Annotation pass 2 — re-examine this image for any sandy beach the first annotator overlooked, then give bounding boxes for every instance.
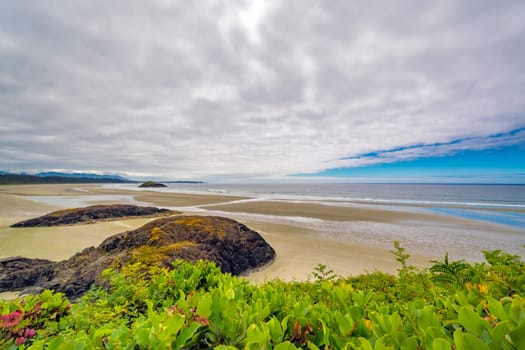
[1,184,523,286]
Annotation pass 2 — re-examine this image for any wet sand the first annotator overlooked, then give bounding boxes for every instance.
[202,199,523,234]
[1,184,523,288]
[241,221,432,282]
[204,200,460,223]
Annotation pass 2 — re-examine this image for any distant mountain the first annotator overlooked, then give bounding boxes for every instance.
[0,171,205,185]
[0,173,130,185]
[36,172,131,182]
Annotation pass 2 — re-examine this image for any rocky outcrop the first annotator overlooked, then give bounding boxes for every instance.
[0,216,275,299]
[10,205,174,227]
[0,257,54,291]
[139,181,167,188]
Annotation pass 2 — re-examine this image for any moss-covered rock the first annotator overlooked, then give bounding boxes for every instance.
[0,216,275,299]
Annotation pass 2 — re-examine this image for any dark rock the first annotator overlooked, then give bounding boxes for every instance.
[0,216,275,299]
[0,257,55,290]
[138,181,167,188]
[11,204,175,227]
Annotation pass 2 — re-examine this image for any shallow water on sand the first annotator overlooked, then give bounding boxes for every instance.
[193,207,524,262]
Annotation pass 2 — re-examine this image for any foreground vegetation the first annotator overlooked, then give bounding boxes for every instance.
[1,244,524,349]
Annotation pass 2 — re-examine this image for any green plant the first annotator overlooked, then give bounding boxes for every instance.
[310,264,339,283]
[430,253,472,287]
[390,240,413,276]
[1,252,524,349]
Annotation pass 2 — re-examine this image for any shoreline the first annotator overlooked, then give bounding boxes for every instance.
[1,184,524,287]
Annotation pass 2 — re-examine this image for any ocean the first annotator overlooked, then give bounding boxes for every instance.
[158,183,525,208]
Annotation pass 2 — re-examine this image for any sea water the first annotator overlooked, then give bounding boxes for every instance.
[127,183,525,208]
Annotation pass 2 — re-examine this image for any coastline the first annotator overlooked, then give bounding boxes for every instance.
[1,184,524,286]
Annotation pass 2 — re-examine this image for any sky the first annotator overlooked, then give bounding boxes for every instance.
[1,1,524,183]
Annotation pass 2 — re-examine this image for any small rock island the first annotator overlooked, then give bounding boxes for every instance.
[10,204,175,227]
[139,181,167,188]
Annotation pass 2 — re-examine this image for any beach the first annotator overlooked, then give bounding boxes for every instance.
[1,184,524,285]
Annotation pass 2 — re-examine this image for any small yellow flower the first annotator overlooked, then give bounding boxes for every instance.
[478,284,488,295]
[364,319,373,329]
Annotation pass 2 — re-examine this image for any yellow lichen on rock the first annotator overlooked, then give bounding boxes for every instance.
[173,216,225,237]
[148,227,164,244]
[130,241,197,265]
[49,208,79,218]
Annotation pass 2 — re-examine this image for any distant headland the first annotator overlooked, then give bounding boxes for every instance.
[0,171,205,185]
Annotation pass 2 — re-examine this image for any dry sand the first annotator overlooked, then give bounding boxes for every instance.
[1,184,522,289]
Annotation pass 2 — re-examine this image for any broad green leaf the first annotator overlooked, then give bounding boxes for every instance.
[373,337,395,350]
[197,294,213,319]
[400,336,418,350]
[418,306,440,329]
[454,330,490,350]
[274,341,299,350]
[166,313,186,334]
[510,323,525,350]
[174,322,201,349]
[307,341,321,350]
[454,329,464,350]
[268,317,284,343]
[93,328,112,348]
[487,297,507,321]
[335,312,353,335]
[225,288,235,300]
[489,321,512,349]
[358,337,374,350]
[432,338,452,350]
[461,333,491,350]
[458,307,490,337]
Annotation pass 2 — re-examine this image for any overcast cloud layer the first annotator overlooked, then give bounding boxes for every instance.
[1,0,524,181]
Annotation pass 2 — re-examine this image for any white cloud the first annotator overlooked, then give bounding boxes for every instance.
[0,0,524,180]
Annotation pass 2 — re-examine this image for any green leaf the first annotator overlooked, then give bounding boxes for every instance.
[454,330,490,350]
[432,338,452,350]
[93,328,112,347]
[373,337,395,350]
[487,297,507,321]
[267,317,284,343]
[274,341,299,350]
[335,312,354,335]
[197,294,213,319]
[461,333,491,350]
[174,322,201,349]
[307,341,321,350]
[358,337,374,350]
[225,288,235,300]
[510,323,525,350]
[458,307,490,337]
[46,336,67,350]
[489,321,512,349]
[134,327,150,347]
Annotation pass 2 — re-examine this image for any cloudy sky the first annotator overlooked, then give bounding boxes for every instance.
[1,1,524,182]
